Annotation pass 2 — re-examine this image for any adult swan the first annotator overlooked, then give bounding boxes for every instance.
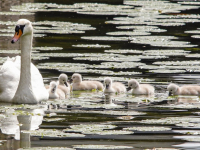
[0,19,49,103]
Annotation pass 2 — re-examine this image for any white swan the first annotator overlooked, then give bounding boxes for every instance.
[127,79,154,95]
[0,19,49,103]
[103,77,126,93]
[167,83,200,96]
[48,81,65,99]
[57,73,71,95]
[71,73,103,91]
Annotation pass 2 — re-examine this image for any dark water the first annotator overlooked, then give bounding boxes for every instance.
[0,0,200,150]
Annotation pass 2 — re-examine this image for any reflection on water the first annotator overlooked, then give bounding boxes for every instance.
[0,107,45,149]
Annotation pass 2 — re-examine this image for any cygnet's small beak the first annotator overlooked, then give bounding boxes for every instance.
[69,79,73,83]
[168,91,172,96]
[106,84,109,89]
[126,87,131,91]
[64,81,68,87]
[51,86,56,93]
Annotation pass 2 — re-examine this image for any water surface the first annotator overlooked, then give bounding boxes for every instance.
[0,0,200,149]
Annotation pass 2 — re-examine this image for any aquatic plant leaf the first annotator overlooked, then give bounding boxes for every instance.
[88,62,145,69]
[137,117,200,125]
[104,49,143,54]
[65,124,132,135]
[0,12,33,15]
[106,31,151,36]
[123,126,171,131]
[22,129,85,137]
[191,35,200,39]
[143,49,190,56]
[43,118,65,122]
[18,147,74,150]
[72,44,110,48]
[81,36,128,41]
[73,145,133,149]
[32,47,63,51]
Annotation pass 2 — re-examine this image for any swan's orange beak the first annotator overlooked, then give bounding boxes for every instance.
[11,29,23,44]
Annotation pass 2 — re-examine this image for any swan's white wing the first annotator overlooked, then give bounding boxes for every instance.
[31,63,49,101]
[0,56,48,102]
[0,57,20,102]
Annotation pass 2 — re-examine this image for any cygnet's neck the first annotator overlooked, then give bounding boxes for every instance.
[13,32,37,103]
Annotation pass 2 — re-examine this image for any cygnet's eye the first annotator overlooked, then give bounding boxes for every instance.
[130,84,132,86]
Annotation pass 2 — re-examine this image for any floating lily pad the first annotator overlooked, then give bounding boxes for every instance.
[65,124,132,135]
[37,62,115,75]
[181,136,200,142]
[0,20,95,37]
[22,129,85,137]
[149,69,186,73]
[104,49,143,54]
[153,60,200,66]
[73,55,141,62]
[0,12,33,15]
[130,36,197,48]
[64,124,116,134]
[81,36,128,41]
[191,35,200,39]
[43,118,65,122]
[73,145,133,149]
[18,147,74,150]
[116,25,159,30]
[72,44,110,48]
[88,62,145,69]
[154,104,200,109]
[185,30,200,34]
[137,117,200,126]
[32,47,63,51]
[106,31,151,36]
[113,71,141,76]
[143,49,190,56]
[91,110,145,116]
[123,126,171,131]
[178,2,200,5]
[145,148,179,150]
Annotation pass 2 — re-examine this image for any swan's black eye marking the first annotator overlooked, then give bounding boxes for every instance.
[15,25,25,34]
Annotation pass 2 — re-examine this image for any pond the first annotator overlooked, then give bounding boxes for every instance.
[0,0,200,149]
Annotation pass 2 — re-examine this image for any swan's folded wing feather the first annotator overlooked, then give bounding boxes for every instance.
[0,57,20,102]
[31,63,49,101]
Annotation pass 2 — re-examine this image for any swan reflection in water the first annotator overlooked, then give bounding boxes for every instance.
[0,106,46,149]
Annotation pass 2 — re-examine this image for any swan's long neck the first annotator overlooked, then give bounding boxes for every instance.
[20,33,32,88]
[13,31,37,103]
